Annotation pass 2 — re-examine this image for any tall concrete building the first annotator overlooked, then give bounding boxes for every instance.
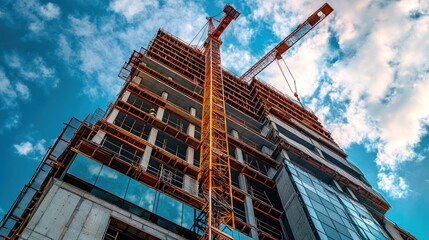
[0,7,415,240]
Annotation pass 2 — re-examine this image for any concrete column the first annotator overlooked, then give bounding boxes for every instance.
[183,107,198,196]
[106,90,131,124]
[132,76,142,84]
[140,92,168,170]
[121,91,131,102]
[262,146,275,180]
[92,130,106,144]
[231,130,259,239]
[107,109,119,124]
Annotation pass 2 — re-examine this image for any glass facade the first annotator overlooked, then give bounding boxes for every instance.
[67,153,200,232]
[285,161,388,240]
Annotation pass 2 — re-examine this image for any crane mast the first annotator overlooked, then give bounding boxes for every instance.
[240,3,333,83]
[199,5,240,239]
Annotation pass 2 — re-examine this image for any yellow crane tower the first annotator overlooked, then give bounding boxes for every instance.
[198,3,332,239]
[198,4,240,240]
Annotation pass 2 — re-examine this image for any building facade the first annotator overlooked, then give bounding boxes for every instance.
[0,29,414,240]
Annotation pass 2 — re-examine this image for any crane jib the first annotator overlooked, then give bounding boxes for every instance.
[240,2,334,83]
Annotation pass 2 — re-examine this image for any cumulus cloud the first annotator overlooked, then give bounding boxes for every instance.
[0,70,31,107]
[5,54,58,87]
[222,44,256,74]
[68,16,96,37]
[13,139,47,158]
[109,0,159,21]
[38,2,60,20]
[247,0,429,198]
[377,172,409,198]
[59,0,207,99]
[13,0,61,33]
[57,34,72,61]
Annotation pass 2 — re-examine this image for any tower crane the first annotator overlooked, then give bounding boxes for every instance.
[240,3,333,83]
[198,4,239,240]
[197,3,332,239]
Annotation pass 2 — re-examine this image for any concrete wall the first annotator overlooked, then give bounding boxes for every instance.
[382,219,406,240]
[274,167,317,240]
[21,180,186,240]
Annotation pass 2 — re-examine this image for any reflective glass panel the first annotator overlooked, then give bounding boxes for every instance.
[67,154,102,184]
[95,166,129,198]
[182,203,196,229]
[125,178,157,212]
[286,161,388,240]
[156,193,183,225]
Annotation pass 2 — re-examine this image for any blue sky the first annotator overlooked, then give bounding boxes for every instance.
[0,0,428,238]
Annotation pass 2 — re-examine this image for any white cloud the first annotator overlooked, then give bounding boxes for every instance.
[15,82,30,100]
[68,16,96,37]
[377,172,409,199]
[229,16,255,47]
[13,0,61,33]
[109,0,158,21]
[4,114,20,130]
[39,2,60,20]
[13,139,47,157]
[246,0,429,198]
[61,0,207,99]
[222,44,256,74]
[57,34,72,61]
[5,54,58,87]
[0,112,21,134]
[14,141,34,156]
[0,70,30,107]
[0,71,18,107]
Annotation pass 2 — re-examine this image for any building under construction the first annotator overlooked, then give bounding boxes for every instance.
[0,3,415,240]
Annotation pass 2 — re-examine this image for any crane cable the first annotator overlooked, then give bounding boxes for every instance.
[275,59,294,94]
[189,20,209,48]
[190,10,224,50]
[277,56,304,108]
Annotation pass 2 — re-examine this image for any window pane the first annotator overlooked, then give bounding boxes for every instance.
[322,222,341,240]
[182,204,196,229]
[125,179,157,212]
[67,154,102,185]
[95,166,129,198]
[156,193,183,225]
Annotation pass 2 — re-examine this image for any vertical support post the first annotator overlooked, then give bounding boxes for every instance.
[140,91,168,170]
[183,107,198,195]
[232,130,259,239]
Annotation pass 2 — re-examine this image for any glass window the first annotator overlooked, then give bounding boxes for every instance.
[319,232,329,240]
[296,184,306,194]
[348,229,361,240]
[125,178,157,212]
[339,232,353,240]
[286,161,388,240]
[306,188,321,203]
[313,218,324,232]
[307,206,318,219]
[322,222,341,240]
[156,193,183,225]
[321,198,336,211]
[342,217,353,229]
[336,206,347,217]
[316,210,334,228]
[299,172,312,185]
[95,166,129,198]
[301,194,312,206]
[311,199,328,215]
[182,204,196,229]
[67,154,102,185]
[327,209,343,224]
[333,220,349,236]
